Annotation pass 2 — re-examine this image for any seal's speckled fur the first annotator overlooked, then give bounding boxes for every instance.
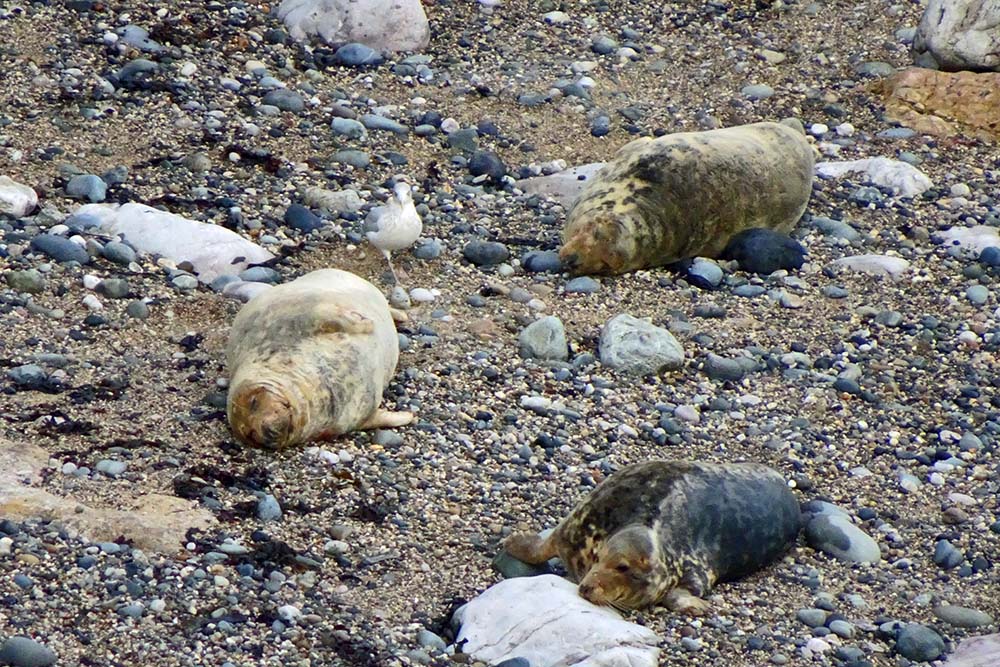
[226,269,412,449]
[504,460,801,613]
[560,122,815,275]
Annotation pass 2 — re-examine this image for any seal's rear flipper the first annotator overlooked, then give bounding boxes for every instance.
[360,409,414,430]
[503,531,558,564]
[315,306,375,335]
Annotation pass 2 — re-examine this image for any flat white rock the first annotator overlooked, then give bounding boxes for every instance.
[222,280,275,303]
[939,225,1000,253]
[454,574,660,667]
[77,203,274,283]
[815,158,933,198]
[277,0,429,52]
[943,632,1000,666]
[516,162,607,208]
[830,254,911,280]
[0,176,38,218]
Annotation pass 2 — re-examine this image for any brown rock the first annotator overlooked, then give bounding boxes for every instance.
[0,438,214,554]
[881,67,1000,141]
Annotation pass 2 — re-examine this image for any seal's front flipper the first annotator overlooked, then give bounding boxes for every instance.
[503,531,558,564]
[663,587,710,616]
[315,306,375,335]
[389,308,409,324]
[360,408,414,430]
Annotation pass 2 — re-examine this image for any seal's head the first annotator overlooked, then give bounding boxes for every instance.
[578,525,667,610]
[228,382,302,450]
[559,214,632,276]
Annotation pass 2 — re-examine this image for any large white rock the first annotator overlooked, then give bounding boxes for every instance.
[516,162,607,209]
[830,254,911,280]
[74,203,274,283]
[815,158,933,198]
[277,0,429,52]
[454,574,660,667]
[913,0,1000,71]
[943,632,1000,666]
[599,314,685,376]
[0,176,38,218]
[939,225,1000,254]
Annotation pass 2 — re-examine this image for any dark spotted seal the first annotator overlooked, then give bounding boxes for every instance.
[226,269,413,449]
[559,121,815,275]
[504,460,801,613]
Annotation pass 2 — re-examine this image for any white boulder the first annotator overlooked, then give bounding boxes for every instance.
[0,176,38,218]
[913,0,1000,71]
[277,0,429,52]
[516,162,607,208]
[454,574,660,667]
[75,203,274,283]
[815,158,933,198]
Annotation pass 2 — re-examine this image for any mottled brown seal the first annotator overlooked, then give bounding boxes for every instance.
[504,460,801,613]
[226,269,413,449]
[559,121,815,275]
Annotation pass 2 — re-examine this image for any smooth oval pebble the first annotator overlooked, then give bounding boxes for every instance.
[0,636,57,667]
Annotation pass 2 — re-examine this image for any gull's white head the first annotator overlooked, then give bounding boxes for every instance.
[391,177,413,203]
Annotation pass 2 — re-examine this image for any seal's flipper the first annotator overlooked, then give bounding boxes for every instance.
[663,587,710,616]
[389,308,409,324]
[503,531,558,564]
[314,306,375,335]
[360,409,414,430]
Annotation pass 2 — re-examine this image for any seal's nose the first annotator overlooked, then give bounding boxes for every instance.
[579,582,600,603]
[561,251,579,269]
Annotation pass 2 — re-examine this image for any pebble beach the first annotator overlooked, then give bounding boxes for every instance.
[0,0,999,666]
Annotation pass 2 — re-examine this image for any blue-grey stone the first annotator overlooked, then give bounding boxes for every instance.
[522,250,562,273]
[722,228,805,274]
[360,114,407,134]
[447,128,479,152]
[0,636,57,667]
[414,124,437,136]
[599,314,684,375]
[565,276,600,294]
[822,285,849,298]
[463,241,509,266]
[413,239,442,260]
[855,61,895,78]
[95,459,128,477]
[116,58,158,84]
[468,150,506,182]
[64,212,105,232]
[967,284,989,306]
[30,234,90,264]
[97,278,130,299]
[117,603,144,619]
[704,353,747,381]
[330,117,367,139]
[733,284,766,297]
[805,514,880,564]
[284,204,323,232]
[239,266,281,283]
[517,92,548,107]
[334,43,383,66]
[66,174,107,202]
[13,574,32,589]
[811,216,861,241]
[172,274,198,290]
[877,127,916,139]
[416,630,447,652]
[934,539,963,569]
[592,36,618,55]
[495,658,530,667]
[687,258,724,288]
[210,274,241,292]
[796,608,828,628]
[590,115,611,137]
[895,624,944,662]
[979,246,1000,266]
[519,316,568,361]
[101,165,128,185]
[257,495,282,521]
[933,605,993,628]
[262,89,305,113]
[742,83,775,100]
[332,150,370,168]
[102,241,137,265]
[850,186,884,206]
[126,300,149,319]
[492,549,552,580]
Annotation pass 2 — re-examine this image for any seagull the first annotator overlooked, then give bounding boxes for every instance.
[364,176,423,284]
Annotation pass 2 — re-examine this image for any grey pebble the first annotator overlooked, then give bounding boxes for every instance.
[933,604,993,628]
[599,314,684,375]
[257,494,282,521]
[796,608,828,628]
[331,117,367,139]
[239,266,281,283]
[518,316,568,361]
[30,234,90,264]
[0,636,57,667]
[262,89,304,113]
[6,269,46,294]
[565,276,600,294]
[126,300,150,319]
[66,174,107,202]
[463,241,509,266]
[412,239,442,260]
[742,83,775,100]
[704,353,748,382]
[95,459,128,477]
[521,250,562,273]
[172,274,199,290]
[102,241,137,265]
[97,278,130,299]
[966,284,989,306]
[934,539,963,569]
[360,114,408,134]
[895,623,945,662]
[805,514,880,564]
[416,629,447,652]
